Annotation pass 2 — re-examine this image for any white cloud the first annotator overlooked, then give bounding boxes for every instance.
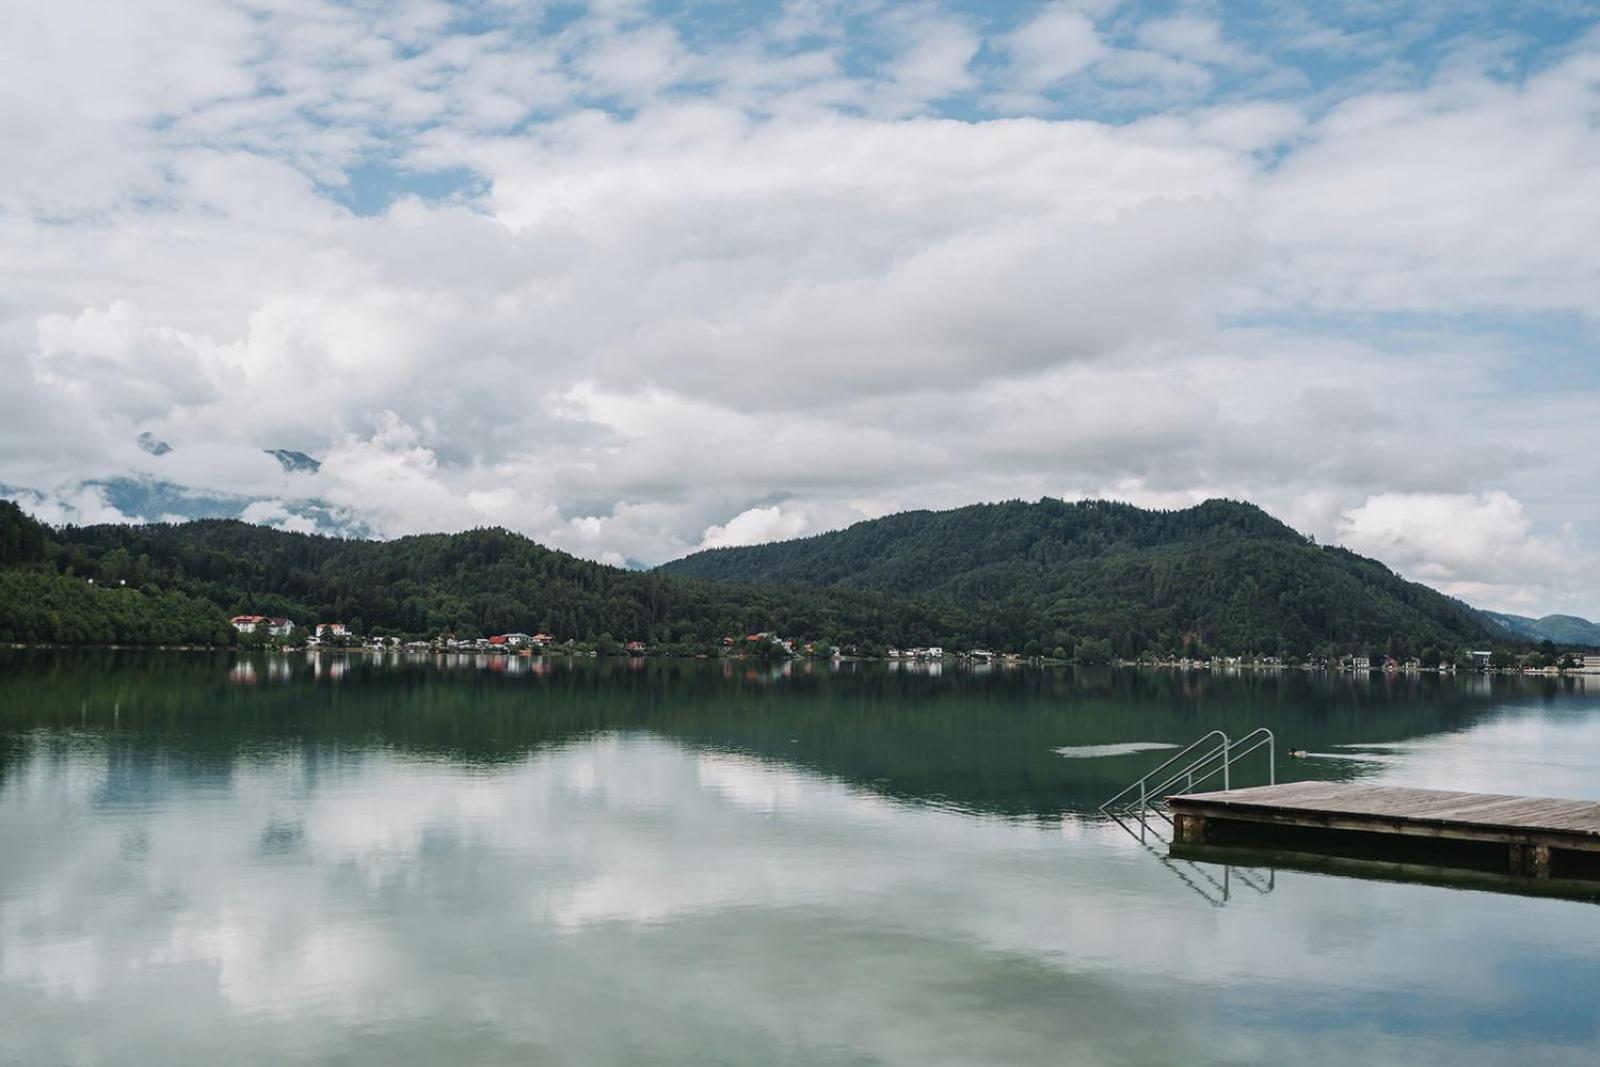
[1257,52,1600,317]
[1136,17,1261,70]
[998,4,1108,92]
[1337,492,1578,612]
[698,506,811,550]
[0,1,1598,613]
[1,485,132,528]
[239,500,322,535]
[880,10,982,109]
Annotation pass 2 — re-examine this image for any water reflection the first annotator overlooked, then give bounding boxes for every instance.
[1,652,1599,1063]
[7,649,1595,818]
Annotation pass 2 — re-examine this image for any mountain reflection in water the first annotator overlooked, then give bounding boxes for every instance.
[1,651,1598,1065]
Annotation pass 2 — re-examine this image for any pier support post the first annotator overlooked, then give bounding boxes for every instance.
[1510,843,1553,877]
[1532,844,1551,879]
[1174,812,1206,844]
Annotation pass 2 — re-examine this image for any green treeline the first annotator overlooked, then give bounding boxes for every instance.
[659,498,1500,657]
[0,570,232,646]
[0,497,1506,655]
[0,501,962,649]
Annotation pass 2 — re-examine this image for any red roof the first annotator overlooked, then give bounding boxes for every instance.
[488,635,509,645]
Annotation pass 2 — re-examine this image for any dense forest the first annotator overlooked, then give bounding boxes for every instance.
[0,496,1511,656]
[659,498,1501,657]
[0,501,963,649]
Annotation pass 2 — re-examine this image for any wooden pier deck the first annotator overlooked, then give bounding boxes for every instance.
[1167,782,1600,879]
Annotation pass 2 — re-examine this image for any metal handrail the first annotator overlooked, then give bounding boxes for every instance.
[1148,727,1276,801]
[1230,727,1276,787]
[1099,730,1227,814]
[1145,743,1234,800]
[1100,727,1276,819]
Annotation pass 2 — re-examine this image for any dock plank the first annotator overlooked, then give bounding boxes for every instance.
[1166,783,1600,845]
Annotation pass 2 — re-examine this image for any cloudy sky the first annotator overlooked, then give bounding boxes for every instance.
[2,0,1598,616]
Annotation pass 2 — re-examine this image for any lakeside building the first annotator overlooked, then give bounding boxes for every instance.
[316,622,351,639]
[231,615,294,637]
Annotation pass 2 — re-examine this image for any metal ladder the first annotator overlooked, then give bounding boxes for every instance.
[1098,727,1278,905]
[1100,727,1276,825]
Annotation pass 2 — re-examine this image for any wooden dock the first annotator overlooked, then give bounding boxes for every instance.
[1167,781,1600,880]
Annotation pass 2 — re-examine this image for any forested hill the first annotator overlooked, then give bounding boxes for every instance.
[0,500,958,648]
[658,498,1497,656]
[2,496,1502,656]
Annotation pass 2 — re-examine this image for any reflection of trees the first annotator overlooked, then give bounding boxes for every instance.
[1,650,1592,817]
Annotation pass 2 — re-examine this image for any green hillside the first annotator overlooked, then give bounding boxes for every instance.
[1,496,1511,656]
[0,500,961,648]
[659,498,1497,657]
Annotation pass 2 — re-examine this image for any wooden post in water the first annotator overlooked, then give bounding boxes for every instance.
[1532,844,1552,879]
[1174,812,1206,844]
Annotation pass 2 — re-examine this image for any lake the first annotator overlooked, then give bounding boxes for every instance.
[2,650,1599,1064]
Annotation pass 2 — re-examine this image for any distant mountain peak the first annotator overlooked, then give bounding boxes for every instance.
[1481,610,1600,647]
[265,449,321,473]
[136,432,172,456]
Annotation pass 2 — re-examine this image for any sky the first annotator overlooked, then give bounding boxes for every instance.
[2,0,1599,617]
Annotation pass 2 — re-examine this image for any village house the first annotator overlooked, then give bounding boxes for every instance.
[230,615,265,633]
[316,622,351,639]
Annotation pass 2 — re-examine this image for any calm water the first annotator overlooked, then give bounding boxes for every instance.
[3,651,1599,1065]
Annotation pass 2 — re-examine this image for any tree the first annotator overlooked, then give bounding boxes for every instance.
[1074,637,1113,665]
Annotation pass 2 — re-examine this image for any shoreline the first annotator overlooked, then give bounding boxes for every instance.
[4,642,1597,678]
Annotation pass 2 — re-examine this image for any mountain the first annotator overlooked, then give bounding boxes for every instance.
[1482,611,1600,648]
[0,496,1515,656]
[0,500,957,648]
[136,432,172,456]
[264,448,321,473]
[0,475,364,536]
[659,498,1498,656]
